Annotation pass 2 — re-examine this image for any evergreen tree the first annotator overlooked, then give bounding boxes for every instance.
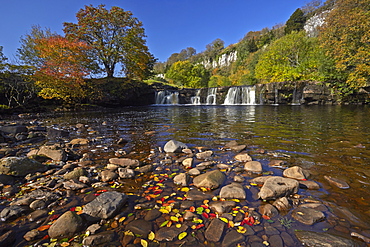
[285,8,307,35]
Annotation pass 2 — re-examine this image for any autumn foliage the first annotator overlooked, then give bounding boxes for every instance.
[33,36,92,101]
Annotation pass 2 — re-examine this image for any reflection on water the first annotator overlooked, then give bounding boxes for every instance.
[37,105,370,221]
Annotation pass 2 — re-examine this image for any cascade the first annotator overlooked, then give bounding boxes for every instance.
[155,91,179,104]
[223,86,256,105]
[206,88,217,105]
[191,89,201,105]
[291,87,301,105]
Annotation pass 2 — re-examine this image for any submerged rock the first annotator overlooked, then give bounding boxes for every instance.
[295,230,362,247]
[324,175,350,189]
[291,207,325,225]
[205,218,225,242]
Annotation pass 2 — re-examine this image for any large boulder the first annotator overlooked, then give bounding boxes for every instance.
[0,157,46,176]
[163,140,188,153]
[258,176,299,200]
[193,170,225,189]
[48,211,84,239]
[83,191,128,220]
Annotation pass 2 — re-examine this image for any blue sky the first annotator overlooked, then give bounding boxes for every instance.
[1,0,308,62]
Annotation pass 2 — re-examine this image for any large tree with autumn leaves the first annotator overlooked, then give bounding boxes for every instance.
[63,5,155,79]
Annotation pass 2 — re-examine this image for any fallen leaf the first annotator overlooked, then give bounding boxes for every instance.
[37,225,51,231]
[148,231,155,240]
[178,232,187,240]
[141,239,148,247]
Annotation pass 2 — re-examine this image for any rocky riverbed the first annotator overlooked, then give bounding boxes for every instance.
[0,119,369,247]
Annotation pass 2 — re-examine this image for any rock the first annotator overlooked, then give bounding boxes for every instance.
[35,145,67,161]
[173,173,189,186]
[281,231,295,247]
[224,140,239,148]
[48,211,84,239]
[0,157,46,176]
[250,176,273,185]
[221,229,245,247]
[291,207,325,225]
[182,157,193,168]
[125,219,153,238]
[155,225,188,241]
[268,160,285,167]
[63,180,87,190]
[272,197,292,211]
[234,152,252,162]
[64,167,86,180]
[108,158,140,167]
[0,125,27,134]
[29,199,47,210]
[324,175,350,189]
[188,168,200,176]
[230,145,247,152]
[83,191,127,219]
[295,230,362,247]
[163,140,188,153]
[86,224,101,235]
[47,128,69,139]
[264,225,280,235]
[209,201,236,214]
[118,167,135,178]
[234,175,245,182]
[258,176,299,200]
[68,138,89,146]
[0,174,15,185]
[259,204,279,218]
[268,235,283,247]
[23,229,41,241]
[183,211,196,220]
[283,166,309,180]
[193,170,225,189]
[28,209,48,222]
[144,209,161,221]
[0,230,15,246]
[196,150,213,160]
[351,232,370,244]
[299,180,320,190]
[331,206,370,229]
[244,161,262,173]
[136,164,153,173]
[0,205,28,221]
[298,203,328,212]
[82,231,118,246]
[186,190,213,201]
[205,218,225,242]
[219,183,246,199]
[100,170,118,182]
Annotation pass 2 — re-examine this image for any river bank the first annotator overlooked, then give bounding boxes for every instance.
[0,109,369,247]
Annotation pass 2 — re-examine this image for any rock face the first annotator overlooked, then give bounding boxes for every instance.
[48,211,84,239]
[193,170,226,189]
[258,176,299,200]
[295,230,361,247]
[83,191,128,219]
[0,157,46,176]
[219,183,246,199]
[163,140,188,153]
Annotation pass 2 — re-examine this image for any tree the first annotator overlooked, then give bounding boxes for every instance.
[285,8,307,35]
[255,31,321,83]
[33,36,93,102]
[17,25,57,67]
[165,61,209,88]
[319,0,370,89]
[63,4,154,78]
[0,46,7,72]
[204,38,225,60]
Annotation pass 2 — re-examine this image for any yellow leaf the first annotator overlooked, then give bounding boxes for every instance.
[180,187,190,192]
[148,231,155,241]
[159,208,169,214]
[178,232,187,240]
[75,206,82,212]
[237,226,247,234]
[170,216,179,222]
[119,216,126,223]
[141,239,148,247]
[219,217,228,223]
[175,223,182,228]
[297,211,304,215]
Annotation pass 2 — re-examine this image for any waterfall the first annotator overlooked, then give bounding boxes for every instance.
[206,88,217,105]
[191,89,201,105]
[223,86,256,105]
[291,87,301,105]
[155,91,179,104]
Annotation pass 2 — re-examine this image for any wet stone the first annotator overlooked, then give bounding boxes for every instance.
[295,230,361,247]
[109,158,140,167]
[196,150,213,160]
[0,230,15,246]
[100,170,118,182]
[188,168,200,176]
[273,197,291,212]
[221,229,245,247]
[118,167,135,179]
[144,209,161,221]
[268,235,283,247]
[283,166,309,180]
[291,207,325,225]
[136,164,153,173]
[48,211,84,239]
[280,231,295,247]
[324,175,350,189]
[244,161,262,173]
[234,175,245,182]
[219,182,246,199]
[258,176,299,200]
[28,209,48,222]
[182,157,193,168]
[63,180,87,190]
[82,231,118,247]
[164,140,188,153]
[205,218,225,242]
[125,219,153,238]
[64,167,86,180]
[259,204,278,218]
[299,180,320,190]
[155,224,188,241]
[173,173,189,186]
[23,229,41,241]
[209,201,236,214]
[193,170,226,189]
[0,205,28,221]
[234,152,252,162]
[264,225,280,235]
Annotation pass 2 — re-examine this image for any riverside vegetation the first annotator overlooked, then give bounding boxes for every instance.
[0,111,369,247]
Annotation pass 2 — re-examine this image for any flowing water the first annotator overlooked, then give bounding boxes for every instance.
[38,105,370,216]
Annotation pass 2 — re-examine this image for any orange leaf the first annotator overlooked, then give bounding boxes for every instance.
[37,225,52,231]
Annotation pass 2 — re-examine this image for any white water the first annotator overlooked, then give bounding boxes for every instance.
[223,86,256,105]
[155,91,179,104]
[191,90,201,105]
[206,88,217,105]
